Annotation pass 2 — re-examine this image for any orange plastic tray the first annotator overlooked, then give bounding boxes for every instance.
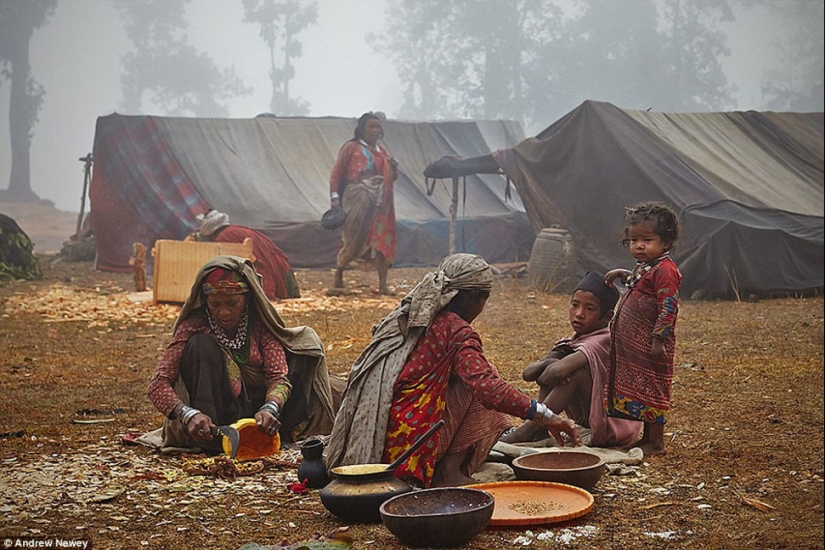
[468,481,594,526]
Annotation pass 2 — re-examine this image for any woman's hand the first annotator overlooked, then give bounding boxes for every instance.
[536,414,582,447]
[255,409,281,437]
[330,196,341,209]
[187,413,215,443]
[532,402,582,447]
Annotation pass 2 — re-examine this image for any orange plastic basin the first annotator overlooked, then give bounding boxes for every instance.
[223,418,281,461]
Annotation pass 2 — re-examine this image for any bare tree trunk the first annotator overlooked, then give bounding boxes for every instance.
[5,46,39,203]
[268,44,278,114]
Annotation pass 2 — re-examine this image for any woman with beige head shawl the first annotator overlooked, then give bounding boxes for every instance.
[326,253,580,488]
[147,255,334,452]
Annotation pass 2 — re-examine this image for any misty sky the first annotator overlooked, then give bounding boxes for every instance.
[0,0,797,213]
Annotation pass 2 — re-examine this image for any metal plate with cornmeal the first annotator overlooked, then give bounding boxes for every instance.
[468,481,594,526]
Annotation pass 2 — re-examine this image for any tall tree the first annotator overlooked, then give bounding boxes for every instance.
[551,0,735,123]
[377,0,739,134]
[242,0,318,116]
[369,1,464,120]
[0,0,57,203]
[112,0,250,116]
[552,0,665,116]
[757,1,824,111]
[375,0,563,128]
[655,0,737,111]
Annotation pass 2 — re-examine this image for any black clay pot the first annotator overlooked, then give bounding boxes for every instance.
[319,420,446,523]
[320,464,413,523]
[297,438,331,489]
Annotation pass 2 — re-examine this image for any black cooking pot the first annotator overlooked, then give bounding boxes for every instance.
[320,463,412,523]
[320,420,445,523]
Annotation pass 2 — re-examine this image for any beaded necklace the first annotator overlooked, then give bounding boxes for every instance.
[207,305,249,351]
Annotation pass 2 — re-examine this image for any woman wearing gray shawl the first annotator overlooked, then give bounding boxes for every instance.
[327,253,580,487]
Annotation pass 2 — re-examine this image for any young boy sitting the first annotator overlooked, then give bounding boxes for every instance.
[501,271,641,447]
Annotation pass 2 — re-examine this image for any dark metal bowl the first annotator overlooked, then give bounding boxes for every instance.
[511,450,607,491]
[320,207,347,230]
[379,487,494,548]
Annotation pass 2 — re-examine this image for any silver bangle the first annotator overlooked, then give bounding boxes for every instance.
[258,402,280,418]
[330,192,339,199]
[535,402,559,423]
[179,405,200,425]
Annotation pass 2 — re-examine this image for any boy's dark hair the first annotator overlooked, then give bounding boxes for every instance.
[621,201,680,250]
[575,270,619,316]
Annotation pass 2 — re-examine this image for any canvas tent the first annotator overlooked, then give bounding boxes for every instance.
[89,114,531,273]
[425,100,824,298]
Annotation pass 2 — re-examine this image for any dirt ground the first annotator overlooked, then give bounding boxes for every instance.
[0,210,823,549]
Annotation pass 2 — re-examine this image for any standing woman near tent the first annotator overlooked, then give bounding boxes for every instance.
[604,202,682,456]
[328,112,398,295]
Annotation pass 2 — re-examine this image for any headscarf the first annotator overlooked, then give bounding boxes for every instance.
[197,209,231,237]
[202,268,249,295]
[575,270,619,314]
[326,253,494,469]
[175,255,336,440]
[405,253,493,329]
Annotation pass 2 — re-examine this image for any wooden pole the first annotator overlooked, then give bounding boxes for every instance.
[75,154,92,237]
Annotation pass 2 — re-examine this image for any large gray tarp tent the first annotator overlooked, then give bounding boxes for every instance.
[89,114,531,273]
[425,100,824,298]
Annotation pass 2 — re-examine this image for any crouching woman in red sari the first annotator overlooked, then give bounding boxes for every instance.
[326,253,581,488]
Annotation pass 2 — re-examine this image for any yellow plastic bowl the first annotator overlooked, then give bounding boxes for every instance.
[223,418,281,461]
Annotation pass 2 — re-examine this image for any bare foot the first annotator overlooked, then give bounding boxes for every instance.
[637,442,667,456]
[377,287,397,296]
[325,288,351,297]
[499,421,544,444]
[620,437,645,451]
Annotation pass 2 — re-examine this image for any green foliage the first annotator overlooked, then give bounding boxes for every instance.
[375,0,563,126]
[654,0,737,111]
[0,216,42,282]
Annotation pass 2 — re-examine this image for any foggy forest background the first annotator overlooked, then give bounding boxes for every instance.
[1,0,823,210]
